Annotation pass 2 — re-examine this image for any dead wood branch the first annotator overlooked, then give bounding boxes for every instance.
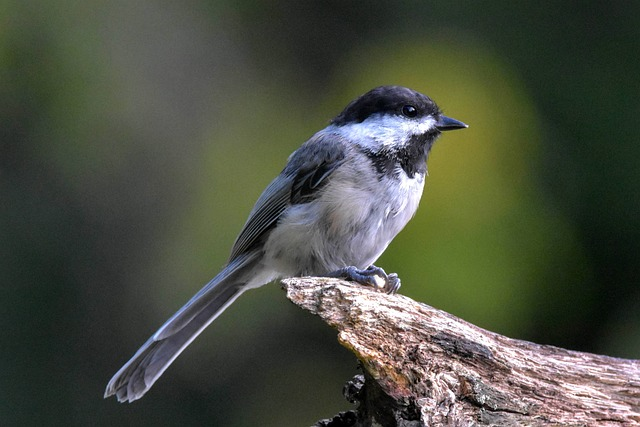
[282,277,640,426]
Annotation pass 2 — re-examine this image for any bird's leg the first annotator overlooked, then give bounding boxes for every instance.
[326,265,401,294]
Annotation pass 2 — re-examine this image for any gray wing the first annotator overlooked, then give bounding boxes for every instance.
[228,131,348,261]
[227,173,294,261]
[105,131,349,402]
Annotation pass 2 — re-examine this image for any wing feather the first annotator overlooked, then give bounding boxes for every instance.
[228,175,293,261]
[228,131,349,261]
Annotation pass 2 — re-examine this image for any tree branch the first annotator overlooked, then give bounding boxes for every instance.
[281,277,640,426]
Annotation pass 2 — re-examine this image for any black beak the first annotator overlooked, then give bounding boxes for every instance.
[436,115,468,131]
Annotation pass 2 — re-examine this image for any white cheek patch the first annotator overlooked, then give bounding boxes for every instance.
[410,116,438,135]
[330,114,437,148]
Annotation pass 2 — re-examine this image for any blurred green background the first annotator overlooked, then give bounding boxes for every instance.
[2,1,639,425]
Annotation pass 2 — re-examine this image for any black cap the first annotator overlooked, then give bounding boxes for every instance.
[332,86,441,126]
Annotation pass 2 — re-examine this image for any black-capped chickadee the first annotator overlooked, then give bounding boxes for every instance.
[105,85,467,402]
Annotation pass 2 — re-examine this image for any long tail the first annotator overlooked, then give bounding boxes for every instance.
[104,252,261,402]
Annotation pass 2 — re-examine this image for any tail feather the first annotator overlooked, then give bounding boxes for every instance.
[105,253,259,402]
[153,254,256,341]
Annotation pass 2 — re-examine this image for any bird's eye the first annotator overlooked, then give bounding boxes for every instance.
[402,105,418,118]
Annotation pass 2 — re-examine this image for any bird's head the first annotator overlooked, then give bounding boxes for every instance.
[330,85,467,152]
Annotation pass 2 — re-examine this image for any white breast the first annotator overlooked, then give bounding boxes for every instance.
[262,159,425,277]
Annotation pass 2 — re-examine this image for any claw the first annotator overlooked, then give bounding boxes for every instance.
[385,273,401,294]
[327,264,401,294]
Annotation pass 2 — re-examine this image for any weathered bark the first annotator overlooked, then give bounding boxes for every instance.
[281,277,640,427]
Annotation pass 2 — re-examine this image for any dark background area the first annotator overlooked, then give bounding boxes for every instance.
[2,1,639,425]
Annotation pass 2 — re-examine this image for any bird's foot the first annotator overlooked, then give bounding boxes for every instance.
[327,265,401,294]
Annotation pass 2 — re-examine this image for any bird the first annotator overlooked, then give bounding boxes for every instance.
[105,85,467,402]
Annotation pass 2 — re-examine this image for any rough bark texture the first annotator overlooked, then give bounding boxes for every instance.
[281,277,640,427]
